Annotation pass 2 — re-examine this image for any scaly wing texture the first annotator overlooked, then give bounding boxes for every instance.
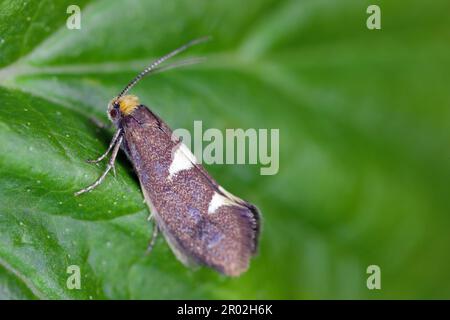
[122,106,260,276]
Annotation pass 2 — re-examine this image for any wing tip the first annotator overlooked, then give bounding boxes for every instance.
[220,199,262,277]
[246,202,262,256]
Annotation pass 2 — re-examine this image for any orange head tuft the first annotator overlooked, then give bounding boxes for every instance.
[116,95,140,115]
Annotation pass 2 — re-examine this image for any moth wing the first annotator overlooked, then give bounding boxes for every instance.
[122,106,260,276]
[163,140,261,276]
[140,183,200,268]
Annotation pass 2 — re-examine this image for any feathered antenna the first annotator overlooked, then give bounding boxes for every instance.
[117,36,210,98]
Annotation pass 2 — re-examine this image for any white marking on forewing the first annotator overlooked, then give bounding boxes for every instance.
[168,143,196,178]
[208,192,234,214]
[218,186,245,205]
[179,143,197,163]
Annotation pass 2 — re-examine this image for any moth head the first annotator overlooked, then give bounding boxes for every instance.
[107,95,140,124]
[108,38,210,125]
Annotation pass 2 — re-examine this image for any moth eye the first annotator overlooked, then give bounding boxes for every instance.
[109,108,118,118]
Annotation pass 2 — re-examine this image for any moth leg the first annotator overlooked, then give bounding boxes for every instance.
[87,129,122,164]
[146,223,159,255]
[74,135,123,196]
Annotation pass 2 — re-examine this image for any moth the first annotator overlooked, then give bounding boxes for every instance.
[75,38,261,277]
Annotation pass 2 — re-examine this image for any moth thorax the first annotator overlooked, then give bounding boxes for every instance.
[117,95,140,115]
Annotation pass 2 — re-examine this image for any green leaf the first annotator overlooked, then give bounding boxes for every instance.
[0,264,36,299]
[1,0,450,299]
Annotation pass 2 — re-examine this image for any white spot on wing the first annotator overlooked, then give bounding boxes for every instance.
[168,143,196,178]
[218,186,245,204]
[208,192,234,214]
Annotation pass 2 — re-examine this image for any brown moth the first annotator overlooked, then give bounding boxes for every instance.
[75,38,261,276]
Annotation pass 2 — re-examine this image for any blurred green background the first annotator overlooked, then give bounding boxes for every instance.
[0,0,449,299]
